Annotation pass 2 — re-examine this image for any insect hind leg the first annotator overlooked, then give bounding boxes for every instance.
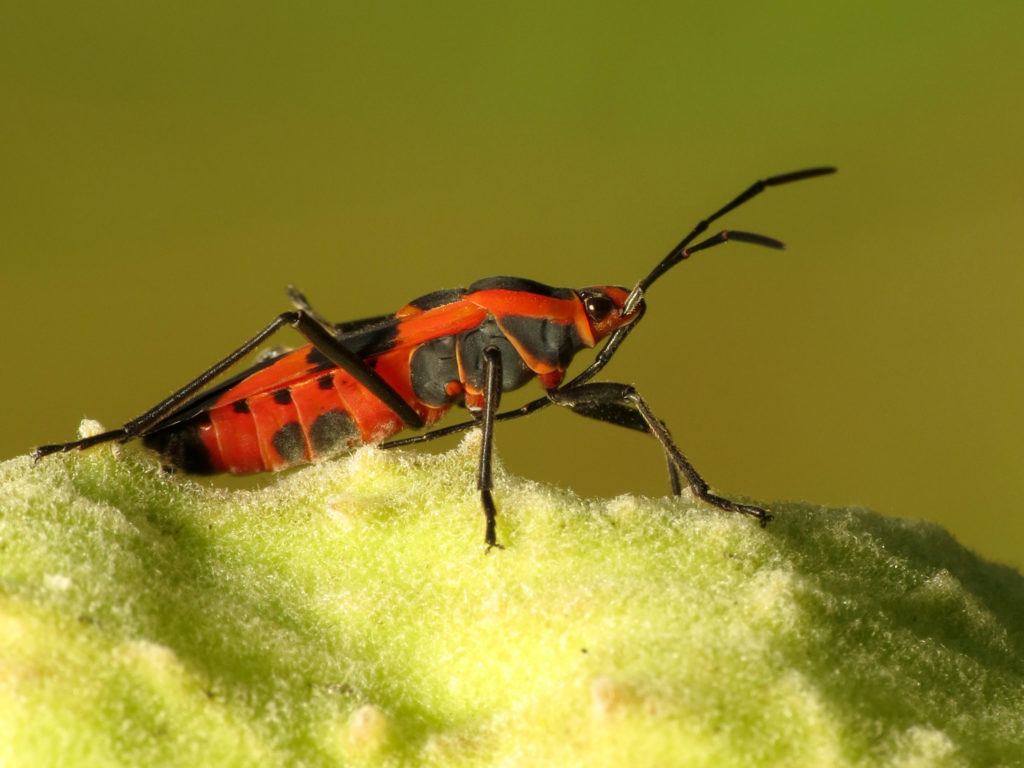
[33,427,129,461]
[34,308,424,467]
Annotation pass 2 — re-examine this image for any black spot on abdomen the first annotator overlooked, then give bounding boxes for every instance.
[310,409,357,454]
[142,419,216,474]
[271,422,305,463]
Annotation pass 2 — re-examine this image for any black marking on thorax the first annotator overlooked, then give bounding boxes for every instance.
[409,316,535,406]
[499,315,584,370]
[409,335,458,407]
[457,318,535,391]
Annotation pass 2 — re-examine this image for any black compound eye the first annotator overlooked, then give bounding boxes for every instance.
[583,294,615,323]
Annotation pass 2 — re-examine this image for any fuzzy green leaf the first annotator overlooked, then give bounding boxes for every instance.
[2,427,1023,767]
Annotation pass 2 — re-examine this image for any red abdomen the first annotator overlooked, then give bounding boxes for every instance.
[143,343,447,474]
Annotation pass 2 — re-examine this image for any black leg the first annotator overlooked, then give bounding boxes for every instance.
[382,357,688,497]
[477,346,504,550]
[287,285,339,332]
[666,452,683,497]
[535,390,680,495]
[547,382,771,526]
[288,312,425,430]
[287,285,393,337]
[34,309,424,461]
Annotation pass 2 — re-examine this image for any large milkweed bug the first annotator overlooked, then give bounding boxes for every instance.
[35,166,836,548]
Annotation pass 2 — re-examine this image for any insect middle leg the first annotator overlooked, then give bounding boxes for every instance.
[383,378,686,498]
[476,346,504,550]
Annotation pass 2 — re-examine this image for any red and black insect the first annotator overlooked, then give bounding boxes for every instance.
[35,167,835,547]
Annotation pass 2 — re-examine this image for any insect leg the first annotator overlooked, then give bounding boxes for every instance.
[477,346,504,549]
[34,313,300,459]
[547,382,770,526]
[287,285,338,331]
[381,399,542,450]
[287,285,393,337]
[34,310,423,460]
[543,393,683,496]
[288,312,425,430]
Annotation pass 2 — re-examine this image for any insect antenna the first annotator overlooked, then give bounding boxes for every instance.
[622,166,836,315]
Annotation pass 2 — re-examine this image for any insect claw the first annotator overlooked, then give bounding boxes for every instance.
[746,505,773,527]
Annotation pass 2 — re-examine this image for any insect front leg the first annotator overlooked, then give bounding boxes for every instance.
[547,382,771,526]
[537,393,683,496]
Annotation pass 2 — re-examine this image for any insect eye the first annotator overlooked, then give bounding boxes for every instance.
[584,295,615,323]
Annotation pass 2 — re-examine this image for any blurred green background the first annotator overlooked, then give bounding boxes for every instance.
[3,3,1022,567]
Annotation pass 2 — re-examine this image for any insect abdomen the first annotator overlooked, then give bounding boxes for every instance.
[145,359,442,474]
